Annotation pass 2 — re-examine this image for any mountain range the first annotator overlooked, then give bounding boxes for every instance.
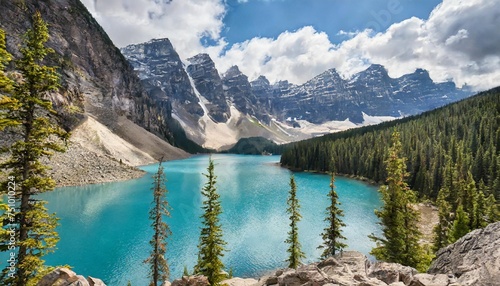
[121,38,471,149]
[1,0,471,154]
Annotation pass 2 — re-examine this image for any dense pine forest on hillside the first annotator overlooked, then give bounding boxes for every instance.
[281,87,500,202]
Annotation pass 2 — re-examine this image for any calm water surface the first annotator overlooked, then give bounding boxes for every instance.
[36,154,381,285]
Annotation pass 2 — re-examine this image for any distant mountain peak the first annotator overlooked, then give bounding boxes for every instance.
[362,64,389,77]
[251,75,270,87]
[224,65,244,79]
[187,53,211,65]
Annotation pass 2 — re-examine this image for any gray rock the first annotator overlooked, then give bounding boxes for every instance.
[368,262,416,285]
[222,277,259,286]
[88,276,106,286]
[265,276,279,285]
[36,267,97,286]
[410,273,450,286]
[69,276,91,286]
[428,222,500,286]
[171,275,210,286]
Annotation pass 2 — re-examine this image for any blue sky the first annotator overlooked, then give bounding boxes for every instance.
[222,0,440,46]
[82,0,500,90]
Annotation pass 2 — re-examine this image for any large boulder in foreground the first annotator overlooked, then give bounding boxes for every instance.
[428,221,500,286]
[255,251,436,286]
[37,222,500,286]
[36,267,106,286]
[171,275,209,286]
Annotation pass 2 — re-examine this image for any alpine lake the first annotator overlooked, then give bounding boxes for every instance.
[17,154,382,285]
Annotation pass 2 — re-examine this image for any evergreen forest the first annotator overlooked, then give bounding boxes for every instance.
[281,87,500,202]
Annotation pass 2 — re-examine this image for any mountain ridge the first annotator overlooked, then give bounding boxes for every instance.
[0,0,190,181]
[121,38,471,149]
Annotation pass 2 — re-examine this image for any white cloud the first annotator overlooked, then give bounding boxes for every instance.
[211,0,500,90]
[80,0,226,59]
[81,0,500,91]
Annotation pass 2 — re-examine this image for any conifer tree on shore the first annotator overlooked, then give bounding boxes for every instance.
[0,12,67,286]
[285,175,305,269]
[195,158,227,286]
[318,172,346,258]
[145,161,171,286]
[449,204,470,243]
[370,131,427,271]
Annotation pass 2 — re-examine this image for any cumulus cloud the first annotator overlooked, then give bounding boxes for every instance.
[81,0,500,90]
[80,0,226,59]
[212,0,500,90]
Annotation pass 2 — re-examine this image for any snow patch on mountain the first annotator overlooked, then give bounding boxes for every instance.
[362,112,399,125]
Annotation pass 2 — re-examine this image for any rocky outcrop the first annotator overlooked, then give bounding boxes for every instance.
[0,0,196,158]
[254,251,445,286]
[270,64,470,124]
[37,267,106,286]
[187,53,230,123]
[428,221,500,286]
[121,38,203,118]
[38,222,500,285]
[0,0,145,127]
[171,275,209,286]
[222,66,260,118]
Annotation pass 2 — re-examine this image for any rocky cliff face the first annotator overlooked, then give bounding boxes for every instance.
[271,64,470,124]
[121,38,204,118]
[0,0,189,173]
[121,39,471,148]
[428,221,500,285]
[186,53,230,123]
[0,0,143,127]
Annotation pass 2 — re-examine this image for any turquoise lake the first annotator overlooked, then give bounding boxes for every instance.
[33,154,381,285]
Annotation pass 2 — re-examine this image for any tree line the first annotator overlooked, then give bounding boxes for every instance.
[281,88,500,201]
[0,11,347,286]
[145,156,348,286]
[0,11,68,286]
[280,88,500,261]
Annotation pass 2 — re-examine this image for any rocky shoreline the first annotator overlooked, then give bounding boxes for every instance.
[38,222,500,286]
[44,141,147,187]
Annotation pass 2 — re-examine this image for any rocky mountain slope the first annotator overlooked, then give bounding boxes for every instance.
[428,221,500,285]
[39,221,500,285]
[122,39,307,150]
[121,39,471,150]
[0,0,188,180]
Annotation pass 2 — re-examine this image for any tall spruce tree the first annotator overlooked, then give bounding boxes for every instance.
[0,12,67,286]
[449,204,470,243]
[0,27,14,253]
[285,175,305,269]
[370,131,427,271]
[433,186,452,252]
[318,172,346,258]
[144,162,171,286]
[195,158,226,286]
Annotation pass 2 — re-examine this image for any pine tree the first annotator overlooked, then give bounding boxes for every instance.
[0,27,14,254]
[285,175,305,269]
[195,158,226,286]
[318,172,347,258]
[0,28,13,96]
[144,162,171,286]
[433,187,451,251]
[449,204,470,243]
[462,172,478,230]
[370,131,426,271]
[485,194,499,224]
[0,12,67,286]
